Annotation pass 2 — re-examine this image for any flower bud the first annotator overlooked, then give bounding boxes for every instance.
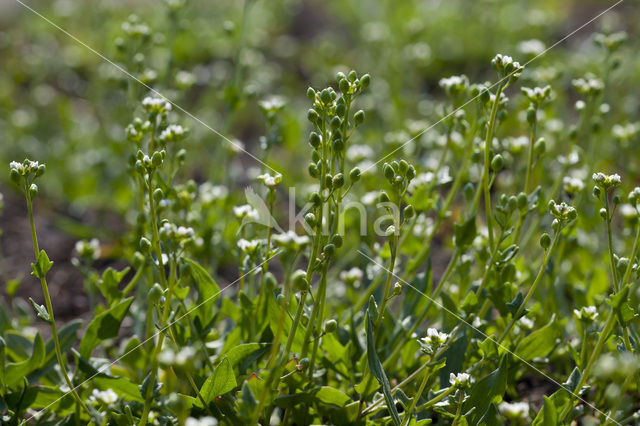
[516,192,528,210]
[320,89,332,104]
[308,163,318,178]
[265,272,277,291]
[299,357,311,369]
[309,132,321,148]
[29,183,38,198]
[383,163,395,181]
[153,188,163,202]
[378,191,390,203]
[599,208,608,219]
[330,234,343,248]
[306,87,316,101]
[151,151,163,167]
[309,192,322,206]
[354,110,365,125]
[304,213,316,227]
[276,293,286,307]
[534,138,546,156]
[330,116,341,130]
[339,78,350,93]
[139,237,152,252]
[149,283,163,302]
[307,109,319,123]
[393,282,402,296]
[526,105,536,125]
[540,233,551,250]
[360,74,371,89]
[332,173,345,189]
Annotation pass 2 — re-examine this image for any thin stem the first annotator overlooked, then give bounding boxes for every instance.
[482,82,504,251]
[498,229,560,344]
[26,193,91,417]
[400,357,432,426]
[375,232,399,329]
[451,391,464,426]
[604,196,619,292]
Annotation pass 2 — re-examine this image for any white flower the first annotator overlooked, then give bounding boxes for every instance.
[272,230,310,249]
[159,124,186,142]
[592,172,621,189]
[420,328,448,350]
[142,96,172,114]
[237,239,261,253]
[90,388,118,405]
[340,267,364,285]
[185,417,218,426]
[518,39,545,55]
[9,159,41,176]
[563,176,584,195]
[498,401,530,419]
[574,305,598,322]
[449,372,471,388]
[233,204,259,221]
[74,238,101,260]
[199,183,228,203]
[346,144,375,162]
[257,172,282,188]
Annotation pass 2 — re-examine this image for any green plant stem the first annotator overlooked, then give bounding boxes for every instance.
[497,229,560,344]
[375,232,399,329]
[559,311,616,421]
[604,196,619,292]
[400,357,432,426]
[26,193,91,418]
[139,174,173,426]
[307,261,329,374]
[482,81,504,251]
[382,248,460,369]
[451,391,464,426]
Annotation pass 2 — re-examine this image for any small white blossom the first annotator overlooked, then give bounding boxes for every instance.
[449,372,471,388]
[233,204,259,221]
[237,239,261,254]
[340,267,364,285]
[498,401,530,420]
[142,96,172,114]
[574,305,598,322]
[90,388,118,405]
[272,230,310,250]
[199,183,228,203]
[185,417,218,426]
[75,238,101,260]
[159,124,186,142]
[563,176,585,195]
[420,328,448,351]
[518,39,545,56]
[257,172,282,188]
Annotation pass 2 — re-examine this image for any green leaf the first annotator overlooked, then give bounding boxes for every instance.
[454,215,477,248]
[515,315,560,361]
[29,298,50,323]
[98,266,129,303]
[267,294,305,354]
[224,343,270,372]
[314,387,351,407]
[6,279,21,298]
[5,333,45,388]
[506,292,527,319]
[197,357,237,407]
[542,396,558,426]
[184,258,221,328]
[462,356,509,425]
[366,310,401,426]
[79,297,134,358]
[30,250,53,279]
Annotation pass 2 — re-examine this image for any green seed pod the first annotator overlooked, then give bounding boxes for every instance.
[320,89,332,104]
[292,269,309,292]
[534,138,546,155]
[378,191,390,203]
[507,196,517,212]
[323,243,336,257]
[29,183,38,198]
[599,208,608,219]
[139,237,152,252]
[149,283,164,303]
[307,109,319,123]
[349,167,361,182]
[339,78,350,93]
[311,150,320,163]
[406,165,416,180]
[517,192,528,210]
[393,282,402,296]
[176,148,187,163]
[551,218,560,232]
[540,233,551,250]
[153,188,164,202]
[330,234,343,248]
[491,154,504,172]
[398,160,409,174]
[332,173,345,188]
[613,194,621,205]
[403,204,415,219]
[276,293,286,307]
[324,174,333,189]
[152,151,163,167]
[308,162,318,178]
[354,110,365,125]
[360,74,370,89]
[335,103,346,117]
[526,105,537,125]
[133,251,146,268]
[135,160,145,174]
[36,164,46,177]
[479,88,490,104]
[309,192,322,207]
[309,132,321,148]
[324,319,337,333]
[10,169,21,184]
[383,163,395,181]
[306,87,316,101]
[348,70,357,82]
[330,116,341,130]
[593,186,601,198]
[304,213,316,227]
[333,138,344,152]
[265,272,277,291]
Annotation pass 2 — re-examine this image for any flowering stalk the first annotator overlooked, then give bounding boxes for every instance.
[10,160,91,418]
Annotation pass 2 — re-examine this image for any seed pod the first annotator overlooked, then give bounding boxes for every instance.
[29,184,38,198]
[354,110,365,125]
[149,283,164,302]
[292,269,308,292]
[330,234,343,248]
[517,192,528,210]
[339,78,350,93]
[304,213,316,227]
[139,237,152,252]
[383,163,395,181]
[320,89,331,104]
[152,151,163,167]
[534,138,546,155]
[360,74,371,88]
[265,272,277,291]
[276,293,286,307]
[323,243,336,257]
[349,167,361,182]
[306,87,316,101]
[332,173,344,189]
[324,319,337,333]
[324,174,333,189]
[330,116,341,130]
[308,163,318,178]
[307,109,319,123]
[491,154,504,172]
[403,204,415,219]
[378,191,390,203]
[526,105,536,125]
[540,233,551,250]
[309,192,322,206]
[309,132,321,148]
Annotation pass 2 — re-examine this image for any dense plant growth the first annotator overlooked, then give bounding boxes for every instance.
[1,1,640,425]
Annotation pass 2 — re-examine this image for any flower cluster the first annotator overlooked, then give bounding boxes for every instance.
[142,96,172,115]
[74,238,101,261]
[548,200,578,222]
[572,77,604,97]
[491,54,524,81]
[574,305,598,322]
[521,85,552,106]
[134,150,166,174]
[592,172,621,190]
[419,328,448,354]
[449,372,471,389]
[159,222,195,246]
[257,172,282,188]
[159,124,187,143]
[439,75,469,97]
